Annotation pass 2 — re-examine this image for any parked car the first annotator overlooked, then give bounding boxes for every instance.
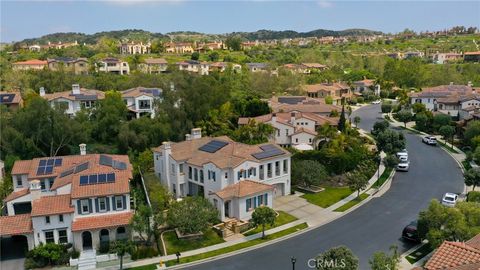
[396,161,410,171]
[441,193,458,207]
[402,221,421,242]
[422,136,437,145]
[371,100,381,104]
[396,150,408,162]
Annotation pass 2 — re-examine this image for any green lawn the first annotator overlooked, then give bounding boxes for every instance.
[301,187,353,208]
[372,166,393,188]
[244,211,298,236]
[438,141,459,154]
[333,193,369,212]
[163,229,225,255]
[406,244,433,264]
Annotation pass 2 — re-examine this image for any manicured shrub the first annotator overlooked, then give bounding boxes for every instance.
[131,245,159,260]
[467,191,480,202]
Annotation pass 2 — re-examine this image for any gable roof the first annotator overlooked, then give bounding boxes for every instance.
[425,234,480,270]
[31,194,75,217]
[303,82,350,93]
[0,91,23,105]
[0,214,32,236]
[13,59,48,66]
[71,211,133,232]
[143,58,168,64]
[121,86,162,98]
[213,180,273,200]
[4,188,30,202]
[43,88,105,102]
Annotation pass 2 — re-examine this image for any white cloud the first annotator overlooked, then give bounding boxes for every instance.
[317,0,333,8]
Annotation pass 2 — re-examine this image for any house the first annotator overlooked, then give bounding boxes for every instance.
[153,128,291,221]
[44,41,79,50]
[119,42,151,55]
[353,79,380,95]
[0,147,133,256]
[47,57,89,75]
[420,233,480,270]
[121,87,163,119]
[195,41,225,52]
[0,91,23,110]
[246,63,268,73]
[269,95,341,116]
[40,84,105,117]
[238,112,337,150]
[139,58,168,74]
[28,45,41,52]
[404,51,424,59]
[165,43,194,54]
[433,52,463,64]
[97,58,130,75]
[464,51,480,62]
[176,60,210,75]
[303,82,352,105]
[209,62,241,73]
[410,84,476,116]
[301,63,328,72]
[12,59,48,71]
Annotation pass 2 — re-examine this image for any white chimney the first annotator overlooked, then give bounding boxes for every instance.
[72,84,80,95]
[272,113,277,123]
[79,143,86,155]
[450,82,454,85]
[185,134,191,141]
[290,112,296,125]
[29,179,42,201]
[191,128,202,139]
[39,87,45,97]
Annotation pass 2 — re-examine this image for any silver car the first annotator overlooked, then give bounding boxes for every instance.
[441,193,458,207]
[396,162,409,171]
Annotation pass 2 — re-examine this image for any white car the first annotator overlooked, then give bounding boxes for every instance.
[371,100,381,104]
[441,193,458,207]
[396,162,410,171]
[396,150,408,162]
[422,136,437,145]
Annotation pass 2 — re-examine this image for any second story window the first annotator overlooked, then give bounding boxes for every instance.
[188,166,192,179]
[179,164,184,174]
[275,161,280,176]
[283,159,288,174]
[81,199,90,214]
[115,196,124,210]
[200,170,204,183]
[40,180,46,191]
[58,214,64,223]
[194,168,198,181]
[45,216,50,224]
[259,165,264,180]
[99,197,107,212]
[267,163,272,178]
[16,176,22,187]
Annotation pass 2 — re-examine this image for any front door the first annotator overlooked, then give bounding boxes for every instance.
[82,231,92,249]
[224,201,230,218]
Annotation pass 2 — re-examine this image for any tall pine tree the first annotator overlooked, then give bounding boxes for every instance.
[338,104,346,132]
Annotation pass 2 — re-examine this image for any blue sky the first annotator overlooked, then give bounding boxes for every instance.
[1,1,479,42]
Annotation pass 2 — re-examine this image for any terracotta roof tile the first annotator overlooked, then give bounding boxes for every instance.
[13,59,48,65]
[31,194,74,216]
[4,188,29,202]
[213,180,273,200]
[121,86,162,98]
[144,58,167,64]
[467,234,480,250]
[11,160,33,175]
[71,211,133,231]
[0,214,32,236]
[43,88,105,102]
[425,240,480,270]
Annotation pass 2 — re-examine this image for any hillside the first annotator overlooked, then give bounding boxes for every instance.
[17,28,382,45]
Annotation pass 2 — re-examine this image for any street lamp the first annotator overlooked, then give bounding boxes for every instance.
[176,251,181,263]
[291,256,297,270]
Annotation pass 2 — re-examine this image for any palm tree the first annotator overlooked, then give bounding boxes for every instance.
[314,124,337,149]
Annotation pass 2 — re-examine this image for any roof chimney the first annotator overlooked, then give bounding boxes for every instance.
[79,143,86,155]
[191,128,202,139]
[162,141,171,151]
[450,82,454,85]
[72,84,80,95]
[468,81,473,87]
[185,134,191,141]
[39,87,45,97]
[29,179,42,201]
[272,113,277,123]
[290,112,296,124]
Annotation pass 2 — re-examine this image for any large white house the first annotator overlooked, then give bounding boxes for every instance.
[41,84,105,117]
[153,129,291,221]
[121,87,163,119]
[0,147,133,258]
[97,58,130,75]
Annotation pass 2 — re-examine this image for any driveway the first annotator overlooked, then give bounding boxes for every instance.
[183,104,464,270]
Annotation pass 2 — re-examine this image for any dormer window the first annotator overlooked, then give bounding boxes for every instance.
[16,176,22,187]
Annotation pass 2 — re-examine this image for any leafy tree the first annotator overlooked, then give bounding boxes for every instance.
[325,96,333,105]
[129,204,153,244]
[198,102,236,137]
[417,200,480,248]
[167,196,219,234]
[315,246,359,270]
[347,170,369,198]
[433,114,451,131]
[464,167,480,191]
[381,104,392,113]
[369,246,400,270]
[232,119,274,145]
[383,154,399,168]
[91,90,128,143]
[291,160,328,187]
[225,35,242,51]
[353,116,361,128]
[375,129,406,154]
[414,112,430,132]
[371,120,390,136]
[464,121,480,147]
[395,110,412,127]
[467,191,480,202]
[191,52,200,61]
[251,206,276,239]
[412,103,427,114]
[208,51,220,62]
[338,105,346,132]
[25,243,69,268]
[110,240,134,270]
[438,125,455,147]
[314,123,338,147]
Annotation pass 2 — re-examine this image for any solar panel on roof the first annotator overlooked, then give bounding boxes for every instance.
[98,174,107,183]
[45,166,54,174]
[54,159,62,166]
[79,175,89,185]
[199,140,228,153]
[99,155,113,166]
[252,145,285,160]
[37,166,45,175]
[60,168,74,178]
[88,174,98,184]
[113,160,127,170]
[74,162,89,173]
[106,173,115,182]
[47,159,54,166]
[39,160,47,166]
[0,94,15,104]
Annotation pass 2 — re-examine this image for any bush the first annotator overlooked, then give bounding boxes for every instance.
[98,241,110,254]
[25,243,70,268]
[357,97,365,104]
[381,104,392,113]
[383,154,399,168]
[131,245,159,260]
[70,249,80,259]
[467,191,480,202]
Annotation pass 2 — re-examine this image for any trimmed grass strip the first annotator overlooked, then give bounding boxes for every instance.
[163,229,225,254]
[405,244,433,264]
[333,193,369,212]
[372,166,393,188]
[302,187,353,208]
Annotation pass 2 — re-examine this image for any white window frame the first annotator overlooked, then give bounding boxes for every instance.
[16,176,22,187]
[44,231,54,243]
[58,229,68,244]
[99,197,107,212]
[81,199,90,214]
[115,196,124,210]
[58,214,64,223]
[45,216,50,224]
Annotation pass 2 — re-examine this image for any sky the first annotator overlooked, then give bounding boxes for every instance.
[1,0,479,42]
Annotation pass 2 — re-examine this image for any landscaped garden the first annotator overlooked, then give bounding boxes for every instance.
[163,229,225,254]
[243,211,298,236]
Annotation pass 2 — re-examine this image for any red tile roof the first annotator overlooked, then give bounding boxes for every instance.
[4,188,30,202]
[213,180,273,200]
[425,237,480,270]
[13,59,48,65]
[11,160,33,175]
[71,211,133,231]
[31,194,74,217]
[0,214,32,236]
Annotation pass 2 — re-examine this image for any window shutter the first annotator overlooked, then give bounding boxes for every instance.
[106,197,110,211]
[88,199,93,214]
[264,193,268,206]
[122,195,126,210]
[112,197,116,211]
[95,198,99,212]
[77,200,81,215]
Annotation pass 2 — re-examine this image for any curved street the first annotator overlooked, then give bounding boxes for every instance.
[183,104,465,270]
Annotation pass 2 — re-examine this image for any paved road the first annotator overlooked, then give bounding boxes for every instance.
[183,104,464,270]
